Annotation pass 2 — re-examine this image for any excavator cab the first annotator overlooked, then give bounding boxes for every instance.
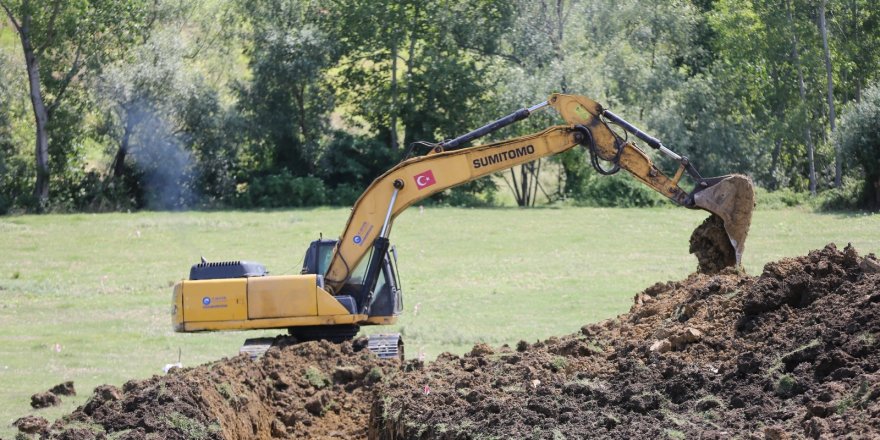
[300,238,403,319]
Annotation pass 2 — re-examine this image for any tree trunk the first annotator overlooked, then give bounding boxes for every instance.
[770,138,782,190]
[786,0,817,195]
[8,3,51,209]
[555,0,567,93]
[112,114,135,178]
[819,0,840,187]
[390,39,399,151]
[402,2,419,147]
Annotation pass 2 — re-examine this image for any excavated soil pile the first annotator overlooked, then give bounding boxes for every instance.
[22,244,880,439]
[372,244,880,439]
[40,339,394,439]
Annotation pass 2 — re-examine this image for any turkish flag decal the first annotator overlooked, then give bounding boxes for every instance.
[413,170,436,190]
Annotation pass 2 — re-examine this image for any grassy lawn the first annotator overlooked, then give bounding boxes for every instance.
[1,206,878,434]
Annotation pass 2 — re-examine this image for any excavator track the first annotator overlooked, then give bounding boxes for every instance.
[240,330,403,361]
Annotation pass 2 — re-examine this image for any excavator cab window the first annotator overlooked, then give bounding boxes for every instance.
[302,239,337,276]
[368,249,403,317]
[301,238,402,317]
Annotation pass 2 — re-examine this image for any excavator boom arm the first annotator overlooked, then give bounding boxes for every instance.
[323,125,579,291]
[323,94,710,293]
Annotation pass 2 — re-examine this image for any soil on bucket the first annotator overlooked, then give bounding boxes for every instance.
[689,213,737,274]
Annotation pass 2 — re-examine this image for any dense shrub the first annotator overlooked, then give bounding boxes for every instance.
[571,173,669,208]
[442,180,499,207]
[318,131,399,192]
[753,187,809,209]
[235,171,327,208]
[835,83,880,210]
[818,178,867,211]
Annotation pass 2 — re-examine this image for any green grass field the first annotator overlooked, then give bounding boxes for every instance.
[1,206,878,435]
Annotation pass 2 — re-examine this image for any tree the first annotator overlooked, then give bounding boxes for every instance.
[832,0,880,104]
[328,0,514,148]
[818,0,839,187]
[236,0,338,176]
[835,82,880,209]
[785,0,817,195]
[0,0,150,209]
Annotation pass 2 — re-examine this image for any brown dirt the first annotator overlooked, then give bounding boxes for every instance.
[689,213,736,273]
[371,244,880,439]
[31,244,880,440]
[41,339,395,439]
[49,382,76,397]
[13,415,49,434]
[30,392,60,409]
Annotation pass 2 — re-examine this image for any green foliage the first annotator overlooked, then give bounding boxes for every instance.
[215,383,234,400]
[774,374,797,397]
[236,0,337,175]
[441,182,499,208]
[835,82,880,209]
[179,83,247,206]
[2,0,879,212]
[367,366,385,383]
[550,356,568,372]
[835,380,871,414]
[327,0,514,147]
[754,187,809,209]
[665,429,686,440]
[571,174,668,208]
[163,412,216,440]
[304,366,330,389]
[236,171,326,208]
[818,178,867,211]
[318,130,399,200]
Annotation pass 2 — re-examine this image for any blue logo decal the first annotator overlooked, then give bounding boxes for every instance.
[353,235,363,244]
[202,297,211,306]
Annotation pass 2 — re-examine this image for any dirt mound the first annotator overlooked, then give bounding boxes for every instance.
[29,244,880,439]
[42,339,394,439]
[371,244,880,439]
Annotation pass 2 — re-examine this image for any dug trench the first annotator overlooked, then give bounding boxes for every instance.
[21,244,880,439]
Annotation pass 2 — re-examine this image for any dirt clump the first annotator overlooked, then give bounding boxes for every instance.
[43,338,394,439]
[13,415,49,435]
[689,213,737,273]
[30,392,61,409]
[371,243,880,439]
[49,382,76,397]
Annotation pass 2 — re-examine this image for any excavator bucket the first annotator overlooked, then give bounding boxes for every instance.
[688,174,755,272]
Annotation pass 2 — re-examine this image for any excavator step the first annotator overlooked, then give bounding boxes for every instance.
[367,333,404,360]
[240,337,275,359]
[240,333,404,361]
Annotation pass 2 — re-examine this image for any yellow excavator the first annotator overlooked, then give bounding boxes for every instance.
[171,93,754,358]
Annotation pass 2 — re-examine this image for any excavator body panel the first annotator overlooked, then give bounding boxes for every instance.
[173,240,403,334]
